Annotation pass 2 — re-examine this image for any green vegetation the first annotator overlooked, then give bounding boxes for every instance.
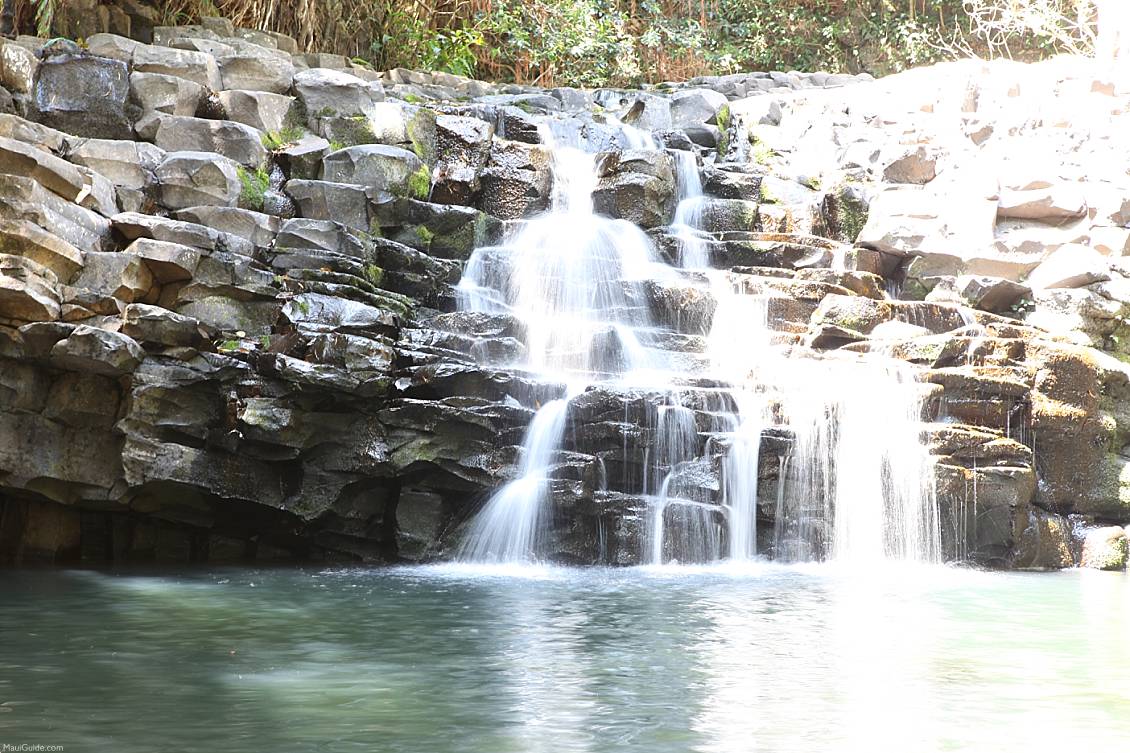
[407,165,432,200]
[261,125,305,151]
[414,224,435,247]
[237,166,270,212]
[25,1,1103,87]
[363,263,385,286]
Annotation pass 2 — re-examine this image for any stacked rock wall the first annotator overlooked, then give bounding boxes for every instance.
[0,16,1125,570]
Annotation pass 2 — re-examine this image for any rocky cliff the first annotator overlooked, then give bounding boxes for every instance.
[0,14,1127,570]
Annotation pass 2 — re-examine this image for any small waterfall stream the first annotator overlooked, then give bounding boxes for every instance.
[456,121,940,566]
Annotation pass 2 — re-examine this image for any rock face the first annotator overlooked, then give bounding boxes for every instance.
[0,19,1127,572]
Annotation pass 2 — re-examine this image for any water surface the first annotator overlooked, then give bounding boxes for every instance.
[1,564,1127,751]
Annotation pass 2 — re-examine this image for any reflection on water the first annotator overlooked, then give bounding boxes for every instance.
[0,564,1127,752]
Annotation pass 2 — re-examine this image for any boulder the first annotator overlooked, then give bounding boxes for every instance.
[1,40,38,94]
[173,206,278,248]
[284,179,370,233]
[432,114,493,204]
[113,212,254,257]
[881,145,938,184]
[217,90,294,133]
[1013,509,1074,569]
[293,68,384,122]
[669,88,728,128]
[0,136,86,201]
[997,185,1087,221]
[0,174,111,254]
[125,238,202,283]
[155,150,242,209]
[48,324,145,376]
[1078,525,1128,570]
[72,251,154,302]
[1025,244,1110,290]
[275,134,329,179]
[0,254,60,321]
[479,139,551,219]
[592,149,676,229]
[0,219,84,282]
[30,51,131,138]
[927,275,1031,314]
[145,115,268,168]
[132,44,222,90]
[121,303,206,347]
[217,51,295,94]
[129,71,204,116]
[322,144,425,198]
[65,138,164,191]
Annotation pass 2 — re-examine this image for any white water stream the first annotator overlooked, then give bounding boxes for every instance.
[457,122,938,565]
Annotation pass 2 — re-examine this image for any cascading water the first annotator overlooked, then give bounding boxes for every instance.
[455,116,940,566]
[456,124,670,562]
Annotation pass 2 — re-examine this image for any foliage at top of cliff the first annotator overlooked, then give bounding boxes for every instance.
[21,0,1100,87]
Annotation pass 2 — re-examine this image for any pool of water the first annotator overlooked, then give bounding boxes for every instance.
[0,563,1127,752]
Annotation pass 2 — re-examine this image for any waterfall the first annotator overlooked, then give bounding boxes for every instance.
[456,399,570,563]
[671,150,709,269]
[455,114,940,567]
[456,124,670,562]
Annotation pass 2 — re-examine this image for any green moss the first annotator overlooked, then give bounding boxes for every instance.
[363,263,385,286]
[261,125,305,151]
[750,138,774,166]
[368,217,383,238]
[258,334,272,349]
[407,165,432,200]
[328,140,346,152]
[331,116,379,148]
[218,339,241,352]
[237,166,270,212]
[414,225,435,247]
[715,104,732,155]
[405,111,436,162]
[401,93,425,104]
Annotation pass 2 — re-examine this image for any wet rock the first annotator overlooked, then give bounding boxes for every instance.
[30,50,131,138]
[926,275,1031,314]
[371,198,502,261]
[1078,525,1128,570]
[1013,508,1074,569]
[432,114,493,205]
[479,139,551,219]
[592,149,675,229]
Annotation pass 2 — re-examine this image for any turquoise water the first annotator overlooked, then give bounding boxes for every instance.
[0,564,1127,752]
